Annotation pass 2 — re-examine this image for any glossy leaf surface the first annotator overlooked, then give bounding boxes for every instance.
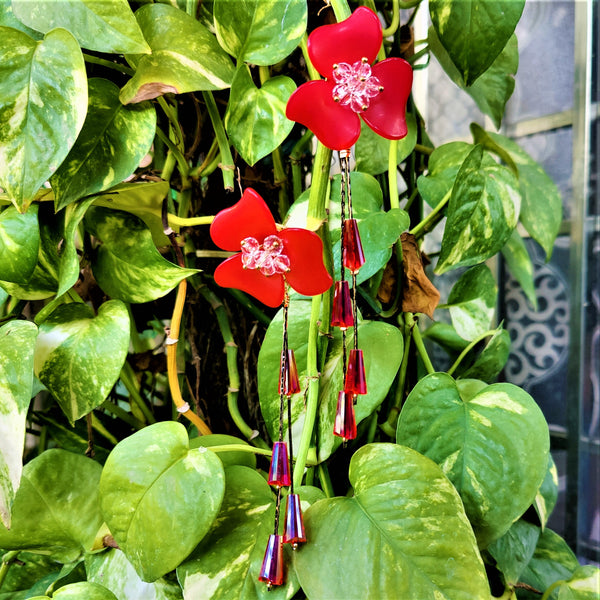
[46,582,118,600]
[34,300,130,423]
[0,204,39,283]
[0,27,87,211]
[120,4,234,104]
[190,434,257,469]
[51,78,157,210]
[100,422,225,582]
[85,207,197,303]
[459,327,511,383]
[0,319,37,528]
[225,67,295,166]
[501,229,538,310]
[294,444,489,599]
[178,466,300,600]
[397,373,549,547]
[533,455,559,530]
[214,0,307,66]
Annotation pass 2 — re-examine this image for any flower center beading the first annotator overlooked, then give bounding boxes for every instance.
[332,59,383,113]
[241,235,290,276]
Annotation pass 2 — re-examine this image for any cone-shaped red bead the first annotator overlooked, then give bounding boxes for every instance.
[344,349,367,395]
[331,280,354,329]
[268,441,291,487]
[258,534,284,587]
[283,493,306,546]
[278,349,301,396]
[343,219,365,273]
[333,391,357,440]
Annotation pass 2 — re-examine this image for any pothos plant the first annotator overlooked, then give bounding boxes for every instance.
[0,0,598,599]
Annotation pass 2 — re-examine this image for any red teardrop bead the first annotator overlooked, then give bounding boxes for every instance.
[342,218,365,273]
[278,349,301,396]
[344,348,367,395]
[333,391,357,440]
[258,534,284,588]
[331,280,354,329]
[268,441,291,487]
[283,493,306,547]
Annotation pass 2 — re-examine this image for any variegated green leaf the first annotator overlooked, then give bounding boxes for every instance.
[533,454,559,530]
[397,373,550,548]
[51,78,157,210]
[0,27,87,211]
[12,0,150,54]
[501,229,538,310]
[38,582,118,600]
[86,550,183,600]
[85,207,197,303]
[0,0,42,37]
[295,444,489,599]
[225,66,295,166]
[0,448,104,562]
[120,4,234,104]
[34,300,130,423]
[0,204,39,283]
[178,466,300,600]
[100,422,225,582]
[459,327,511,383]
[0,319,37,528]
[213,0,307,65]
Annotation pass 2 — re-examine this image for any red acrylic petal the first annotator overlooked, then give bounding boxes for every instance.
[362,58,413,140]
[209,188,278,251]
[214,255,285,308]
[279,228,333,297]
[286,81,361,151]
[308,6,383,79]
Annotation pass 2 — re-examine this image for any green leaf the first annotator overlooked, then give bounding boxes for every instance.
[397,373,550,547]
[190,434,257,469]
[34,300,130,423]
[429,0,524,86]
[533,454,558,530]
[12,0,149,54]
[487,519,541,584]
[85,207,197,303]
[213,0,307,65]
[86,549,183,600]
[225,67,295,166]
[178,466,300,600]
[501,229,538,310]
[436,145,521,274]
[555,566,600,600]
[0,205,39,282]
[459,327,511,382]
[0,1,42,38]
[355,112,418,175]
[99,422,225,582]
[51,78,157,210]
[483,131,562,260]
[120,4,234,104]
[51,582,118,600]
[295,443,489,599]
[90,181,172,247]
[0,27,87,211]
[258,301,403,462]
[0,448,104,562]
[0,319,37,528]
[429,27,518,129]
[422,322,469,355]
[0,552,66,600]
[444,264,497,340]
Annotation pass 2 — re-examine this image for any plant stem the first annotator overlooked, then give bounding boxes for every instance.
[300,34,320,81]
[414,143,434,155]
[168,214,214,228]
[382,0,401,37]
[409,189,451,239]
[82,53,134,75]
[318,463,335,498]
[155,127,189,178]
[0,551,19,589]
[329,0,351,21]
[306,143,332,230]
[290,129,314,200]
[101,400,145,430]
[226,289,272,326]
[446,329,498,377]
[202,91,235,191]
[407,313,435,374]
[388,139,399,209]
[120,362,156,425]
[540,580,564,600]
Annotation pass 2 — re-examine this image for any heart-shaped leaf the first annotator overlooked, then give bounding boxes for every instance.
[0,1,42,37]
[85,207,197,303]
[436,145,521,274]
[86,549,183,600]
[213,0,307,65]
[99,422,225,582]
[190,434,257,469]
[444,264,497,340]
[294,443,489,599]
[35,582,119,600]
[225,67,296,166]
[397,373,549,547]
[0,204,39,283]
[0,319,37,528]
[0,449,104,563]
[34,300,130,423]
[0,27,87,211]
[120,4,234,104]
[178,466,300,600]
[429,0,524,85]
[459,326,511,383]
[51,78,157,210]
[550,566,600,600]
[12,0,149,54]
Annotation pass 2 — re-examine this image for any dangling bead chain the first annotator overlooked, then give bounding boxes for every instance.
[339,151,350,382]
